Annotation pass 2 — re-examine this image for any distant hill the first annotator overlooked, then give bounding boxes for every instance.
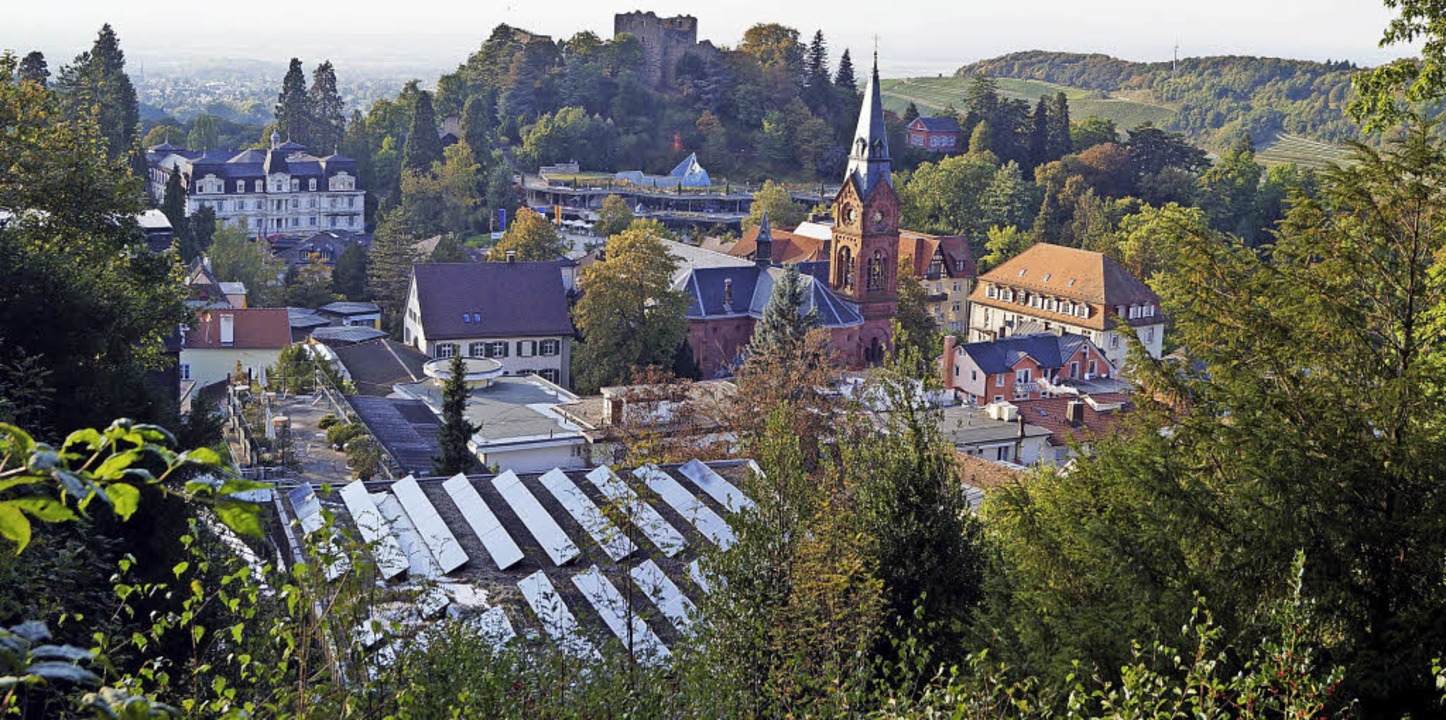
[881,76,1176,140]
[945,51,1369,154]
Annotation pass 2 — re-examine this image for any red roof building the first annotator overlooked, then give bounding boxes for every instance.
[906,116,963,153]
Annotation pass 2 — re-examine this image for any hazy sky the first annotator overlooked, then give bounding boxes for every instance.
[7,1,1420,77]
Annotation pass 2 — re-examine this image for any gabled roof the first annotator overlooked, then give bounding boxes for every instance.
[676,263,863,328]
[899,230,974,278]
[910,116,962,133]
[1012,393,1133,447]
[411,262,574,340]
[183,308,291,350]
[729,226,828,264]
[956,333,1099,375]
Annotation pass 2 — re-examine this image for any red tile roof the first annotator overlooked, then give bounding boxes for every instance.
[729,226,829,264]
[184,308,292,350]
[899,230,974,279]
[1010,393,1132,447]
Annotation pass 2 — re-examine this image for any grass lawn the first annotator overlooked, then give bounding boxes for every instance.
[1256,133,1357,170]
[881,76,1177,136]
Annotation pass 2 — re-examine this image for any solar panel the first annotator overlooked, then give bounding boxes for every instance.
[688,559,712,594]
[392,475,470,573]
[442,474,524,571]
[630,559,697,633]
[584,466,687,557]
[338,481,408,580]
[517,570,597,660]
[634,465,736,549]
[570,565,671,666]
[375,493,443,580]
[679,459,756,513]
[288,483,351,581]
[493,470,581,566]
[539,468,635,562]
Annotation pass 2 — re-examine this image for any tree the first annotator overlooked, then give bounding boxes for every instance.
[331,241,369,301]
[1113,202,1213,285]
[191,205,217,255]
[978,224,1033,273]
[902,101,921,125]
[17,51,47,86]
[489,207,567,261]
[401,141,482,237]
[208,226,283,307]
[55,25,139,163]
[1196,135,1266,240]
[367,209,422,334]
[429,235,470,263]
[1027,97,1050,168]
[1046,92,1072,159]
[461,94,494,166]
[1351,1,1446,129]
[159,171,191,258]
[739,23,804,79]
[834,48,858,94]
[744,180,806,232]
[308,61,346,154]
[571,224,689,393]
[402,90,443,175]
[595,194,634,238]
[1070,115,1118,151]
[433,353,480,475]
[751,265,819,358]
[1126,123,1207,178]
[985,121,1446,714]
[186,114,219,151]
[284,258,340,308]
[893,270,940,377]
[274,58,311,145]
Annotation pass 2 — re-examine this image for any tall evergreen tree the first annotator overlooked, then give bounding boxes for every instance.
[331,240,370,301]
[803,31,831,110]
[902,101,921,125]
[56,25,139,162]
[17,51,47,86]
[460,94,494,167]
[402,90,443,175]
[274,58,311,146]
[433,353,480,476]
[367,209,422,334]
[191,205,216,255]
[834,48,857,94]
[1029,96,1051,168]
[308,61,346,154]
[751,262,818,357]
[159,171,192,258]
[1047,91,1073,159]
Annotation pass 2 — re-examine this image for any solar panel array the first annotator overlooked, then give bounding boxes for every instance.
[282,461,754,666]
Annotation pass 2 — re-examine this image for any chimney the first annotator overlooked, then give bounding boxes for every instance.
[1067,400,1085,426]
[506,249,516,263]
[723,278,734,312]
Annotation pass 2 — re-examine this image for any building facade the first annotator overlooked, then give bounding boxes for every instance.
[147,134,365,236]
[899,230,974,333]
[906,116,963,152]
[967,243,1166,367]
[941,332,1115,405]
[403,262,575,387]
[179,307,291,390]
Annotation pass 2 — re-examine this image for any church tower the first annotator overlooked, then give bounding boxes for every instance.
[831,53,900,364]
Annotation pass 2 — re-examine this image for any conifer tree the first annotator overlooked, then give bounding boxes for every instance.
[17,51,47,86]
[834,48,857,94]
[159,171,192,258]
[751,264,818,358]
[367,209,422,334]
[433,352,479,476]
[403,90,444,175]
[461,94,494,166]
[1029,96,1051,168]
[902,101,920,125]
[56,25,139,162]
[1047,91,1073,159]
[331,241,370,301]
[275,58,311,146]
[308,61,346,154]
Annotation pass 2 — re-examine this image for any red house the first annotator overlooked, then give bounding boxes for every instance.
[906,116,963,153]
[941,332,1114,405]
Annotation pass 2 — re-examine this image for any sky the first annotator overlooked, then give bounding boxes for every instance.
[6,0,1421,77]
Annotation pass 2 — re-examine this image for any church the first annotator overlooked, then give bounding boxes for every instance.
[677,56,903,375]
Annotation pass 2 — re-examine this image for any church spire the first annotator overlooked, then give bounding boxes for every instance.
[755,212,773,267]
[844,51,891,195]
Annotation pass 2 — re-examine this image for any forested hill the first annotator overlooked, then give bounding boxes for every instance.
[957,51,1368,150]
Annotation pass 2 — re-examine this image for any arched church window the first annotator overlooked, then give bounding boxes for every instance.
[838,246,855,289]
[867,250,885,291]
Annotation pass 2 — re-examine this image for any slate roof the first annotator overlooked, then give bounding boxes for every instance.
[910,116,962,133]
[955,333,1097,375]
[183,308,291,350]
[675,263,863,327]
[319,301,382,317]
[333,338,431,396]
[411,262,574,340]
[159,146,358,183]
[311,326,389,346]
[344,396,445,475]
[288,307,330,330]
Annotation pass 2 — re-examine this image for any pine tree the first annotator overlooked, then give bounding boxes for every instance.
[751,264,819,358]
[403,90,444,175]
[834,48,857,94]
[433,352,479,476]
[160,171,193,258]
[56,25,139,162]
[17,51,47,86]
[803,31,831,110]
[461,94,494,166]
[367,209,422,334]
[331,240,370,301]
[1047,91,1073,159]
[308,61,346,154]
[1029,96,1050,168]
[902,101,921,125]
[274,58,310,146]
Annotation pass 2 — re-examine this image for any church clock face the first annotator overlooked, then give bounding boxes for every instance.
[868,207,892,232]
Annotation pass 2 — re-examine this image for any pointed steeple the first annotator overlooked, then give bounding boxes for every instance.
[755,212,773,267]
[845,51,892,195]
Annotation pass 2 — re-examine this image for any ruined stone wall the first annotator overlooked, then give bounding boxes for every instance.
[614,11,700,89]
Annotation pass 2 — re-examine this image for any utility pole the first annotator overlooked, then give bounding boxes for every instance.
[1173,41,1180,76]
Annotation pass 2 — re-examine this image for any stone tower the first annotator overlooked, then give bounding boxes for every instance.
[831,54,899,365]
[614,11,705,89]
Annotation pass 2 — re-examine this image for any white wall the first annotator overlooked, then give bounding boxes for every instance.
[478,442,588,474]
[180,348,283,390]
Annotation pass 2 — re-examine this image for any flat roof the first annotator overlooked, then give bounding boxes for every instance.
[939,405,1053,447]
[396,375,584,447]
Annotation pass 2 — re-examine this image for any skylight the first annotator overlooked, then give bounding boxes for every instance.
[1018,269,1027,276]
[1067,278,1077,286]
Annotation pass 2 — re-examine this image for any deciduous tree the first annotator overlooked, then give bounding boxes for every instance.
[489,207,567,261]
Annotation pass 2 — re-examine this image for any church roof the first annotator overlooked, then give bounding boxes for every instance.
[844,54,892,197]
[675,263,864,328]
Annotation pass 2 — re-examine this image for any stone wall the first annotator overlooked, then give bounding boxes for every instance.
[614,11,703,89]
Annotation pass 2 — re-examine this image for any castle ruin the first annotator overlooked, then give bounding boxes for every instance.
[614,11,717,90]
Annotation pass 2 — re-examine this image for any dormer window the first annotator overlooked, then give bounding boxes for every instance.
[1067,278,1077,287]
[1018,269,1027,277]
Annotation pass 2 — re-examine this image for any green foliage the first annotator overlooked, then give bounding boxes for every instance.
[307,61,346,153]
[1070,114,1119,150]
[402,90,443,175]
[433,353,478,476]
[893,271,942,377]
[571,224,689,393]
[488,206,567,261]
[274,58,310,144]
[365,209,422,334]
[750,264,819,358]
[53,25,139,163]
[594,194,634,238]
[330,241,369,301]
[207,226,283,307]
[282,258,340,309]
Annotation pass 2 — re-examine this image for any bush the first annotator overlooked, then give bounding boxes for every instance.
[317,414,339,430]
[325,423,362,450]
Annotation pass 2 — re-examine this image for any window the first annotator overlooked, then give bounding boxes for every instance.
[927,253,943,278]
[1110,334,1121,349]
[179,363,191,380]
[254,180,263,192]
[468,342,487,357]
[970,369,977,381]
[954,365,960,377]
[310,217,317,226]
[1145,327,1155,343]
[539,368,562,384]
[436,343,458,359]
[993,395,1004,403]
[995,374,1005,388]
[866,250,885,291]
[836,246,855,289]
[952,281,962,292]
[486,341,509,358]
[462,313,472,324]
[1070,361,1079,378]
[540,339,561,356]
[1088,359,1098,376]
[290,179,300,191]
[1016,368,1032,384]
[309,178,317,191]
[517,340,537,357]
